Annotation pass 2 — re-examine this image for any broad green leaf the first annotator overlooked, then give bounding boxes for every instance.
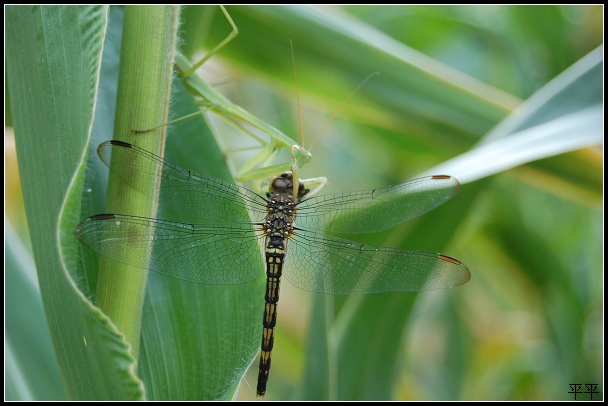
[5,222,66,401]
[425,46,603,191]
[6,5,145,400]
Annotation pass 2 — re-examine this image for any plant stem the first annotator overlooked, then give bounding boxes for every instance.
[95,5,180,358]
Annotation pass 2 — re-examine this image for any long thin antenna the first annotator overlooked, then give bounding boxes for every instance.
[308,72,379,151]
[290,39,306,148]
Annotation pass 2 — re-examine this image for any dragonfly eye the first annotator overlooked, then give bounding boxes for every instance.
[270,171,306,197]
[271,177,290,193]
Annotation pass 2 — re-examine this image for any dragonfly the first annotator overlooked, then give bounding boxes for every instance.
[74,140,471,397]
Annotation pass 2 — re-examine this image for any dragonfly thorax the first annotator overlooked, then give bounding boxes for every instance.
[264,172,305,239]
[264,194,297,239]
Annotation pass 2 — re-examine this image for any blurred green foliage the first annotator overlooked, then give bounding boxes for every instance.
[6,5,602,401]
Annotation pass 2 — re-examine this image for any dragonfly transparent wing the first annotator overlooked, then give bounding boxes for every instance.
[75,214,263,285]
[76,213,469,291]
[84,141,469,292]
[97,141,269,223]
[284,229,470,294]
[296,175,460,234]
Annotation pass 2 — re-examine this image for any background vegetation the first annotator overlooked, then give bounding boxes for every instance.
[6,5,602,400]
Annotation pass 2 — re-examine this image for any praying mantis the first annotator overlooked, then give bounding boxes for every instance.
[142,5,329,199]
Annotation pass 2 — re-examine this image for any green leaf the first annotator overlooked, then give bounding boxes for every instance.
[424,46,603,190]
[5,223,67,401]
[6,5,145,400]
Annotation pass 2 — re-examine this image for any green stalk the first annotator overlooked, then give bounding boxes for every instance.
[95,5,180,358]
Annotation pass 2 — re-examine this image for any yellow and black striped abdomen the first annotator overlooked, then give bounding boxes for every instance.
[256,236,286,396]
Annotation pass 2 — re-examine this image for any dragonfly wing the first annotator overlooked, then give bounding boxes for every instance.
[75,214,264,285]
[296,175,460,234]
[283,229,470,294]
[97,141,268,223]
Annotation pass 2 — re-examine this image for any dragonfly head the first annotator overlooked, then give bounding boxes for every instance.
[270,171,307,199]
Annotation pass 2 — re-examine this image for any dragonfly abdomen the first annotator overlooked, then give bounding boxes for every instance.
[257,186,300,397]
[257,236,288,397]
